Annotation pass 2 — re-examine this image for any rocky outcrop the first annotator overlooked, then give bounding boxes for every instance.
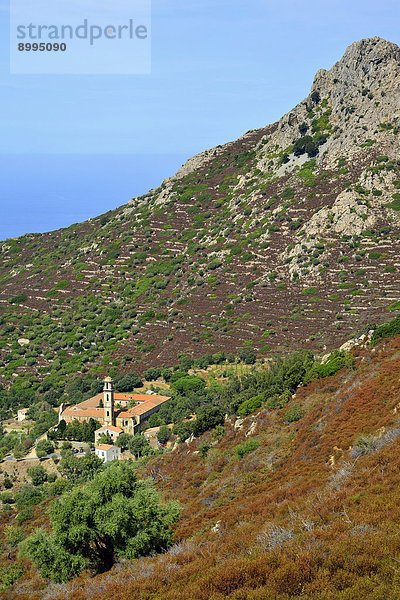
[259,37,400,173]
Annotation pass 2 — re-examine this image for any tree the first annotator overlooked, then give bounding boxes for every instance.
[115,432,134,449]
[57,449,103,482]
[20,462,181,582]
[5,525,26,548]
[304,139,318,157]
[143,367,161,381]
[98,432,113,445]
[172,421,194,442]
[51,418,100,443]
[161,368,172,382]
[238,347,256,365]
[157,426,170,445]
[114,372,142,392]
[148,413,161,428]
[27,465,48,486]
[58,419,67,435]
[193,406,225,437]
[3,477,13,489]
[129,434,153,459]
[238,394,263,417]
[299,121,309,134]
[36,439,54,458]
[171,375,206,394]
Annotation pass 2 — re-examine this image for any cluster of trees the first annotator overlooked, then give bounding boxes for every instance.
[35,439,54,458]
[115,433,158,459]
[0,402,58,460]
[57,447,103,482]
[48,418,100,443]
[172,406,225,442]
[293,134,327,158]
[157,348,359,442]
[27,464,57,486]
[20,462,181,581]
[113,372,143,392]
[0,343,360,462]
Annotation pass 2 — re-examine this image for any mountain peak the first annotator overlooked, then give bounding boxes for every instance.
[311,36,400,90]
[340,36,400,69]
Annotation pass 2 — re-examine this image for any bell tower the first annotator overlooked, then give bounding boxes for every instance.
[103,376,115,426]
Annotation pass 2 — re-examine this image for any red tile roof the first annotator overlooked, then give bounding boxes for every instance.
[96,425,123,434]
[61,392,170,421]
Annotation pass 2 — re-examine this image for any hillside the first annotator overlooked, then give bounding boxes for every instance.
[3,324,400,599]
[1,36,400,389]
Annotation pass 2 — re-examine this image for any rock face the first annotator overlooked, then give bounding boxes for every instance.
[266,37,400,172]
[1,38,400,384]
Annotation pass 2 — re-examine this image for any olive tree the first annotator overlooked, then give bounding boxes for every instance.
[20,461,180,582]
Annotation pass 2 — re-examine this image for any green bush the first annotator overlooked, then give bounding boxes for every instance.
[0,563,24,594]
[157,425,170,445]
[36,439,54,458]
[9,294,27,304]
[235,438,260,459]
[16,507,34,525]
[284,404,304,423]
[1,492,14,505]
[27,465,47,486]
[238,394,263,417]
[305,351,355,380]
[371,314,400,345]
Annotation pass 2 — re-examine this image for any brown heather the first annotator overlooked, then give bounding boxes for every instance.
[3,333,400,599]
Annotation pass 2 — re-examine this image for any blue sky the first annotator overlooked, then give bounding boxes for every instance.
[0,0,399,238]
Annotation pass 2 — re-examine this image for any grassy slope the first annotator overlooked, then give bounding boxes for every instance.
[5,333,400,599]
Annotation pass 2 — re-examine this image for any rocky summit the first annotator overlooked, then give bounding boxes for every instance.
[1,37,400,385]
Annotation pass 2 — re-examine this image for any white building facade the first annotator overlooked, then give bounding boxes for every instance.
[95,444,121,463]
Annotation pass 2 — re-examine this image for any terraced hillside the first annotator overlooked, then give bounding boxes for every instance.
[1,37,400,387]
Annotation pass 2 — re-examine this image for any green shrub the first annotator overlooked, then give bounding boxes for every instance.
[371,314,400,345]
[282,187,294,200]
[36,439,54,458]
[16,507,34,525]
[1,492,14,505]
[9,294,27,304]
[27,465,47,486]
[200,442,211,458]
[301,287,318,295]
[157,425,170,445]
[284,404,304,423]
[0,563,24,594]
[235,438,260,459]
[238,394,263,417]
[306,350,355,380]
